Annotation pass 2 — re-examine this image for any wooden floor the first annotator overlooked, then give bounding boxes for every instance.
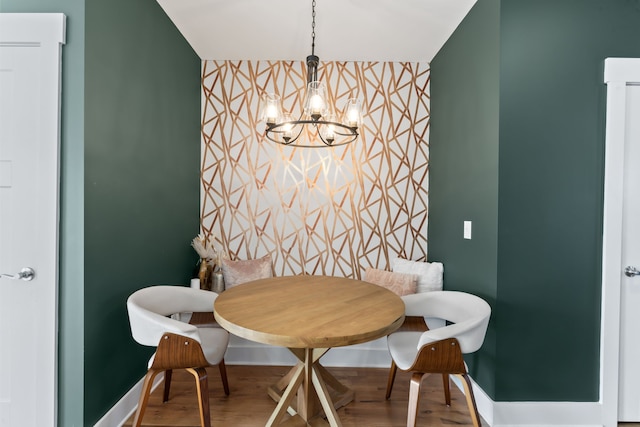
[123,364,488,427]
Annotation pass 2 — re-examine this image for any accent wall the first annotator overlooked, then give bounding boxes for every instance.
[201,60,431,277]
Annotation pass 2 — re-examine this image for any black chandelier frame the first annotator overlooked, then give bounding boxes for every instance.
[262,1,361,148]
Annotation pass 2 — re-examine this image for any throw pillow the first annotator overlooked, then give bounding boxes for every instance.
[363,267,418,296]
[392,258,444,293]
[221,254,273,289]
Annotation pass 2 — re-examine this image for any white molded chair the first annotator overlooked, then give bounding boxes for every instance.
[386,291,491,427]
[127,285,230,427]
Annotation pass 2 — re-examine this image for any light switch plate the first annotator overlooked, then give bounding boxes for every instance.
[464,221,472,239]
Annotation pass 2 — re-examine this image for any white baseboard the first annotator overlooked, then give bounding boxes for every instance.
[491,401,604,427]
[93,373,163,427]
[451,376,604,427]
[99,339,606,427]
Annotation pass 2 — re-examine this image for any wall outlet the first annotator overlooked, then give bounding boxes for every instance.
[464,221,472,239]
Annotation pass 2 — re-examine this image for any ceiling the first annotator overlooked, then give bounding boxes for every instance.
[155,0,477,63]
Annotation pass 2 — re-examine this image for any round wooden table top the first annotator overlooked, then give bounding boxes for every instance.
[214,275,405,349]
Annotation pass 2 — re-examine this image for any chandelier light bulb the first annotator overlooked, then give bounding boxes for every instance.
[281,114,294,143]
[321,115,337,144]
[259,93,282,126]
[304,81,329,121]
[344,98,363,129]
[266,105,279,124]
[310,94,324,116]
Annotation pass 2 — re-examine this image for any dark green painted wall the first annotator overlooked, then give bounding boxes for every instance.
[497,0,640,402]
[84,0,200,423]
[429,0,500,398]
[430,0,640,402]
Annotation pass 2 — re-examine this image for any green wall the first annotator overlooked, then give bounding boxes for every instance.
[84,0,200,423]
[1,0,200,424]
[430,0,640,402]
[428,0,500,397]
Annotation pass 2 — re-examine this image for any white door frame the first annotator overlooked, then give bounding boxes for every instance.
[0,13,65,427]
[601,57,640,427]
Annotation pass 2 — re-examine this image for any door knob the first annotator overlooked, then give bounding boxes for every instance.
[0,267,35,281]
[624,266,640,277]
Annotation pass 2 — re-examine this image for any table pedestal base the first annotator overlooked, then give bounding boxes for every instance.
[265,348,354,427]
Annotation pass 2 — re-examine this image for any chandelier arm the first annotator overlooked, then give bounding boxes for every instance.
[271,134,357,148]
[264,122,305,145]
[265,120,357,147]
[266,120,356,134]
[315,126,335,147]
[333,128,359,137]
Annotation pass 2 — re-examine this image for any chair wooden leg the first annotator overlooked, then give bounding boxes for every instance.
[407,372,425,427]
[385,360,397,400]
[163,369,173,403]
[442,373,451,406]
[187,367,211,427]
[132,369,162,427]
[218,359,230,396]
[458,373,482,427]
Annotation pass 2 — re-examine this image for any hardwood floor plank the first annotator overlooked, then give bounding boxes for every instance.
[123,365,488,427]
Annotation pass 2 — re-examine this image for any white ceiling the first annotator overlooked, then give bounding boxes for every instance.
[156,0,476,63]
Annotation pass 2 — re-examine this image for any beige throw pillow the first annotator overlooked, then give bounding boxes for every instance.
[221,254,273,289]
[363,267,418,296]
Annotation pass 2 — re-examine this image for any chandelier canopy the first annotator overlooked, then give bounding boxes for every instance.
[258,0,363,148]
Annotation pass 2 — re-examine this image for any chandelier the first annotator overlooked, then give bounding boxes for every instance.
[258,0,364,148]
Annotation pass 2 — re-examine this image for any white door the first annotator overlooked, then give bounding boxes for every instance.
[602,58,640,426]
[0,14,65,427]
[618,83,640,421]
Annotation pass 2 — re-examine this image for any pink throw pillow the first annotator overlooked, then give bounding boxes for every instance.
[221,254,273,289]
[363,267,417,296]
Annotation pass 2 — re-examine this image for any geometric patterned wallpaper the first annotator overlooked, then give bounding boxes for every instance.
[200,60,430,279]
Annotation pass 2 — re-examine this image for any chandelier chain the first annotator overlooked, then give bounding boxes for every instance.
[311,0,316,56]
